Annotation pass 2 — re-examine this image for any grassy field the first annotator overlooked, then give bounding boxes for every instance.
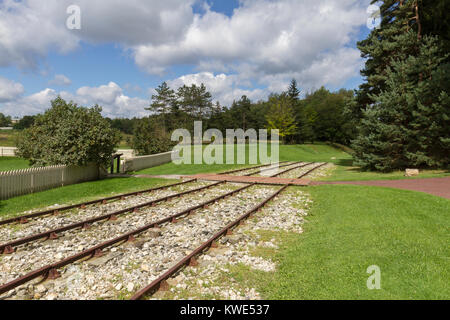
[0,130,19,147]
[135,143,351,175]
[229,185,449,299]
[0,157,30,171]
[0,177,169,219]
[321,162,450,181]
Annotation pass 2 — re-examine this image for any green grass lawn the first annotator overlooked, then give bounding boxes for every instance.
[322,162,450,181]
[232,185,449,299]
[135,143,351,175]
[0,177,170,219]
[0,157,30,172]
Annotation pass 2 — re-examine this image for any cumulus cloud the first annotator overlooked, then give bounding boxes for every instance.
[0,83,148,118]
[0,0,194,69]
[166,72,267,106]
[0,77,25,103]
[49,74,72,86]
[135,0,369,77]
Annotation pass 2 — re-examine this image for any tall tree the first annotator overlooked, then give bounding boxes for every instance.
[351,0,450,171]
[147,82,176,131]
[266,94,297,143]
[287,79,301,101]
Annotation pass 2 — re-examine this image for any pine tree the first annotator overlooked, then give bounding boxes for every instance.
[351,0,449,171]
[352,33,450,171]
[147,82,175,131]
[287,79,300,101]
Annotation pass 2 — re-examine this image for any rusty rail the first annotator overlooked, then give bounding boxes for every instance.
[0,179,197,227]
[296,162,328,179]
[218,161,289,175]
[0,181,227,255]
[242,161,302,177]
[130,184,290,300]
[0,163,285,227]
[0,183,256,296]
[269,162,314,177]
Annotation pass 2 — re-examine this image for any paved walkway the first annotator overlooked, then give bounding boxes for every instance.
[311,177,450,199]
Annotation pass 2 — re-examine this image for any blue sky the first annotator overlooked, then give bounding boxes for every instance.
[0,0,372,118]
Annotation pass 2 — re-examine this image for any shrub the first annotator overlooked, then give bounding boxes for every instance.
[16,97,120,167]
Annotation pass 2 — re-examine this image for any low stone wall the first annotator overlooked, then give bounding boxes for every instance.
[121,151,178,173]
[0,147,17,157]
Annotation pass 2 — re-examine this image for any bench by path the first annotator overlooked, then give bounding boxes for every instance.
[311,177,450,199]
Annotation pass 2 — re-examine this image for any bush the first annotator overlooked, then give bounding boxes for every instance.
[132,117,175,155]
[16,97,120,167]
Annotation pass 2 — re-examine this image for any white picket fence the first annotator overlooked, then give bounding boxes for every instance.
[0,164,100,200]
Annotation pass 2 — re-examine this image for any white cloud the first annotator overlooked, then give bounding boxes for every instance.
[49,74,72,86]
[166,72,267,106]
[0,77,25,103]
[0,83,148,118]
[0,0,195,69]
[134,0,369,79]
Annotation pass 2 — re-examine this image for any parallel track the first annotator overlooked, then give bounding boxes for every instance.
[0,161,328,299]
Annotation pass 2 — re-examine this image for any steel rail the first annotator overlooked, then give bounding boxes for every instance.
[130,184,290,300]
[130,163,330,300]
[218,161,289,175]
[0,162,298,255]
[296,162,328,179]
[0,162,285,227]
[242,161,303,176]
[0,183,256,296]
[0,179,197,227]
[269,162,314,177]
[0,181,229,255]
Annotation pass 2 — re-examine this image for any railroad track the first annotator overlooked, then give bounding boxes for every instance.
[0,161,328,299]
[0,161,288,228]
[0,162,304,254]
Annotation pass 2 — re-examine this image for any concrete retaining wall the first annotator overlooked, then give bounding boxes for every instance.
[121,151,177,173]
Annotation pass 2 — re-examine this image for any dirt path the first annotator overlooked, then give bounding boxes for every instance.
[312,177,450,199]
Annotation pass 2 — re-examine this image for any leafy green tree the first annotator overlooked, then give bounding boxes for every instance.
[0,113,12,127]
[13,115,36,130]
[132,117,176,155]
[265,94,297,143]
[16,97,120,167]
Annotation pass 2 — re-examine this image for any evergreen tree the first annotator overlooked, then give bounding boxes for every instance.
[351,0,449,171]
[352,33,449,170]
[147,82,176,131]
[287,79,301,101]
